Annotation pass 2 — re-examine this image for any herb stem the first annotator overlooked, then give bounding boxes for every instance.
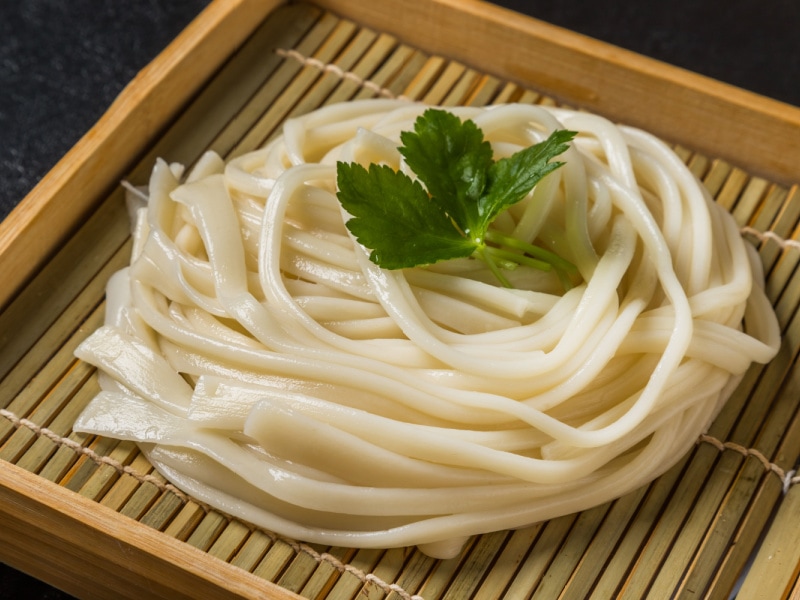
[485,246,552,272]
[479,247,513,288]
[484,230,576,275]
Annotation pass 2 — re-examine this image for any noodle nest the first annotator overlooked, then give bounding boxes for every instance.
[74,100,779,559]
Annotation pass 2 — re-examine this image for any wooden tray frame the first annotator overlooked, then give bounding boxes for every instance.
[1,1,799,598]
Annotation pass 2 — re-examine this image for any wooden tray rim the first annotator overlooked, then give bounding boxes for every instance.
[2,0,800,597]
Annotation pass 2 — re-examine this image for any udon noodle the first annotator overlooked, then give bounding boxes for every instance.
[73,99,780,558]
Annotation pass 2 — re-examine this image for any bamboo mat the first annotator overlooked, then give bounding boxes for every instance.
[2,3,800,598]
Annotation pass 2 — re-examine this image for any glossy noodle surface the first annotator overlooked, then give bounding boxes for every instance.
[73,100,779,558]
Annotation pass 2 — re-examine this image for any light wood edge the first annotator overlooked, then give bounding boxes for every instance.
[0,460,301,600]
[316,0,800,184]
[0,0,283,312]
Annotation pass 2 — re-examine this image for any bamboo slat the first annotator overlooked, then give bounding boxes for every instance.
[1,2,800,599]
[739,485,800,599]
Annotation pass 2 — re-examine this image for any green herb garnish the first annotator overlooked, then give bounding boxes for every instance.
[335,108,577,288]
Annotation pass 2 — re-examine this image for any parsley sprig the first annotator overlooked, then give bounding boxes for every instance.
[335,108,578,288]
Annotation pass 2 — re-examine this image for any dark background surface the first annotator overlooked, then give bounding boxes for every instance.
[1,0,798,597]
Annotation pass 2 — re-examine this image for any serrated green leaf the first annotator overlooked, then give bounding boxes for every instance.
[336,161,476,269]
[478,129,577,232]
[398,108,492,239]
[333,108,577,287]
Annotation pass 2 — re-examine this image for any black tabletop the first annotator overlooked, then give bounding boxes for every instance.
[1,0,799,598]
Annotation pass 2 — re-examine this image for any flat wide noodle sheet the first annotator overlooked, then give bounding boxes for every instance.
[73,100,779,558]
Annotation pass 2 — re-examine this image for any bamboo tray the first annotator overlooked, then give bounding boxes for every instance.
[2,1,800,598]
